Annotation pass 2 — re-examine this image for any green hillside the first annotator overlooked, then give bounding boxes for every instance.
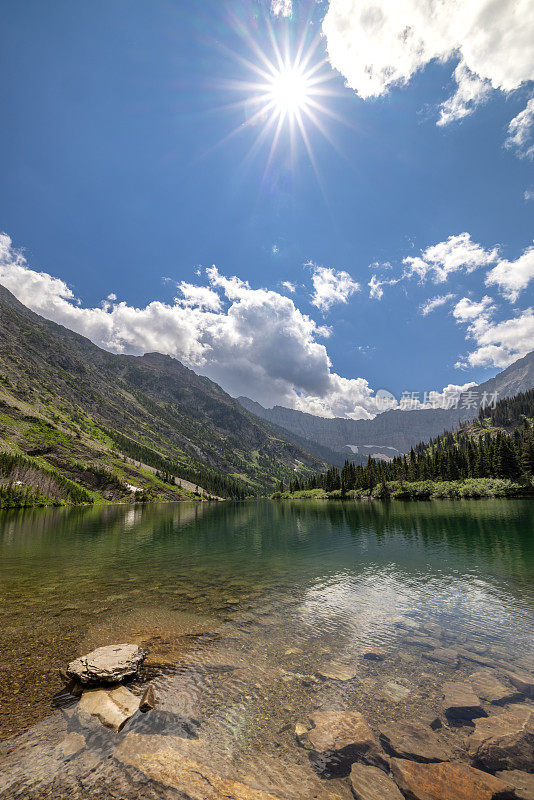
[0,284,325,507]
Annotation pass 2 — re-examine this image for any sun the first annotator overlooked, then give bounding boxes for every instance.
[267,64,311,118]
[216,20,341,177]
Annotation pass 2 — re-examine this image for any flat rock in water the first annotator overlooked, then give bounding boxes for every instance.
[470,671,523,705]
[350,763,404,800]
[422,648,459,667]
[506,670,534,699]
[66,643,146,685]
[300,710,385,774]
[391,758,516,800]
[379,720,451,763]
[443,681,487,720]
[495,770,534,800]
[77,685,140,731]
[468,706,534,771]
[384,681,411,702]
[114,734,292,800]
[316,665,358,682]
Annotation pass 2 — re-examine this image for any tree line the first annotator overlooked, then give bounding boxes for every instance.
[281,388,534,494]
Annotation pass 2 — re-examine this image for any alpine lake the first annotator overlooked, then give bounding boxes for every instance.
[0,498,533,799]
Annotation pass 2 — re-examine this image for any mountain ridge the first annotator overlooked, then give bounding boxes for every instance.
[237,350,534,456]
[0,283,325,502]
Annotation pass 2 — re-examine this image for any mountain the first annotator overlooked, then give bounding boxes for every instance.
[237,350,534,457]
[0,284,324,503]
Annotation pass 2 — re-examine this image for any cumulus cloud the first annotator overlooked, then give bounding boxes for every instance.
[322,0,534,127]
[460,308,534,368]
[271,0,292,17]
[453,295,496,324]
[419,293,456,315]
[0,233,382,419]
[505,97,534,159]
[485,244,534,302]
[403,232,498,283]
[308,263,360,311]
[177,281,222,311]
[452,294,534,368]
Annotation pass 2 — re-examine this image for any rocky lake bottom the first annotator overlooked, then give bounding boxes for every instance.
[0,499,533,799]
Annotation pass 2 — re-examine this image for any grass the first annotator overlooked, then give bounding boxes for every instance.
[273,477,530,501]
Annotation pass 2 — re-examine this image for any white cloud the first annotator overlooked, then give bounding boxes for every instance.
[0,233,381,420]
[368,273,400,300]
[460,308,534,368]
[525,189,534,201]
[403,232,498,283]
[505,97,534,159]
[437,61,492,126]
[322,0,534,126]
[308,263,360,311]
[453,295,495,325]
[452,293,534,368]
[271,0,292,17]
[485,244,534,302]
[420,293,456,315]
[281,280,296,293]
[177,281,222,311]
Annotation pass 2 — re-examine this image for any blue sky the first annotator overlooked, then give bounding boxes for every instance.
[0,0,533,418]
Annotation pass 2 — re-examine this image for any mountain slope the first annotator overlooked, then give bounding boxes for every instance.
[238,351,534,456]
[0,284,325,501]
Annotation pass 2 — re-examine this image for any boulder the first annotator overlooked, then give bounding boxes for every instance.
[77,685,139,731]
[468,706,534,771]
[422,648,459,668]
[379,720,451,763]
[390,758,516,800]
[470,672,523,705]
[495,771,534,800]
[297,710,386,775]
[506,670,534,699]
[350,763,404,800]
[443,681,487,720]
[66,644,146,685]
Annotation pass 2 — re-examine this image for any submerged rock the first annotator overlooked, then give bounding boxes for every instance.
[470,671,523,705]
[468,706,534,771]
[297,710,386,775]
[350,763,403,800]
[422,648,460,668]
[391,758,516,800]
[66,643,146,686]
[77,685,140,731]
[114,736,291,799]
[316,665,359,682]
[362,648,386,661]
[506,670,534,699]
[443,681,487,721]
[495,770,534,800]
[379,720,451,763]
